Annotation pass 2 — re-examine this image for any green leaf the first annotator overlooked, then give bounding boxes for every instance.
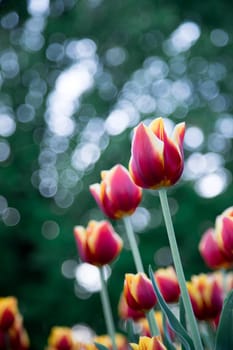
[149,266,195,350]
[94,343,110,350]
[215,289,233,350]
[179,296,187,350]
[162,313,177,350]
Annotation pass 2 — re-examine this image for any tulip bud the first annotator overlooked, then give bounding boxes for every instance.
[74,220,123,266]
[154,266,180,303]
[187,273,224,321]
[130,336,167,350]
[129,118,185,189]
[124,273,157,312]
[90,164,142,220]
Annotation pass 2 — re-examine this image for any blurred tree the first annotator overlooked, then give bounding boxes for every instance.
[0,0,232,348]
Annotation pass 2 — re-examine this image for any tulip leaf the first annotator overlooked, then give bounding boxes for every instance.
[179,296,187,350]
[149,266,195,350]
[162,313,177,350]
[94,343,110,350]
[215,289,233,350]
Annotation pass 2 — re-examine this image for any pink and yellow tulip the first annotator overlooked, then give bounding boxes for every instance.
[199,207,233,269]
[154,266,180,303]
[129,117,185,189]
[46,327,77,350]
[0,297,30,350]
[187,273,224,321]
[0,297,18,330]
[130,336,167,350]
[74,220,123,266]
[90,164,142,219]
[123,273,157,312]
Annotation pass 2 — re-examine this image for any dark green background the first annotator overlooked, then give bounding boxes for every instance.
[0,0,232,348]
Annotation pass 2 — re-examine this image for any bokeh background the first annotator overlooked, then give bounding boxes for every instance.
[0,0,233,348]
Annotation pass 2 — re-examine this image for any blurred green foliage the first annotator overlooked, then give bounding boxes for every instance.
[0,0,233,348]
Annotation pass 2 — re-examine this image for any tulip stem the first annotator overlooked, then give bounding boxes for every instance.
[99,267,117,350]
[123,216,144,273]
[146,309,160,336]
[123,216,160,336]
[158,189,203,350]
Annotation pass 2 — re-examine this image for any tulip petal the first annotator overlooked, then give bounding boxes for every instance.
[150,119,185,186]
[129,123,165,189]
[216,216,233,257]
[105,165,142,215]
[73,226,89,262]
[171,122,185,151]
[149,117,166,140]
[89,182,118,219]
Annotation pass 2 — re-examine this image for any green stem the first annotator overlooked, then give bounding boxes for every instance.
[123,216,144,273]
[146,309,159,336]
[158,189,203,350]
[99,267,117,350]
[123,216,160,336]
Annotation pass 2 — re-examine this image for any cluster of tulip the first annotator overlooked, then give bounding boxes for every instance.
[0,297,29,350]
[2,117,233,349]
[70,117,233,350]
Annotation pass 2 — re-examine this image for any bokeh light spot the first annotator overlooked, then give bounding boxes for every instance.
[42,220,60,239]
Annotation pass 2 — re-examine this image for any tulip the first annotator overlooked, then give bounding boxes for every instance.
[0,297,30,350]
[0,297,18,330]
[199,228,232,269]
[46,327,74,350]
[124,273,157,312]
[90,164,142,220]
[130,336,167,350]
[187,273,224,321]
[129,117,185,189]
[154,266,180,303]
[215,206,233,260]
[74,220,123,266]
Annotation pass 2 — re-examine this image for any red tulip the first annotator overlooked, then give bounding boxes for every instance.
[74,220,123,266]
[129,117,185,189]
[0,297,18,331]
[47,327,74,350]
[154,266,180,303]
[124,273,157,312]
[187,273,224,321]
[90,164,142,219]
